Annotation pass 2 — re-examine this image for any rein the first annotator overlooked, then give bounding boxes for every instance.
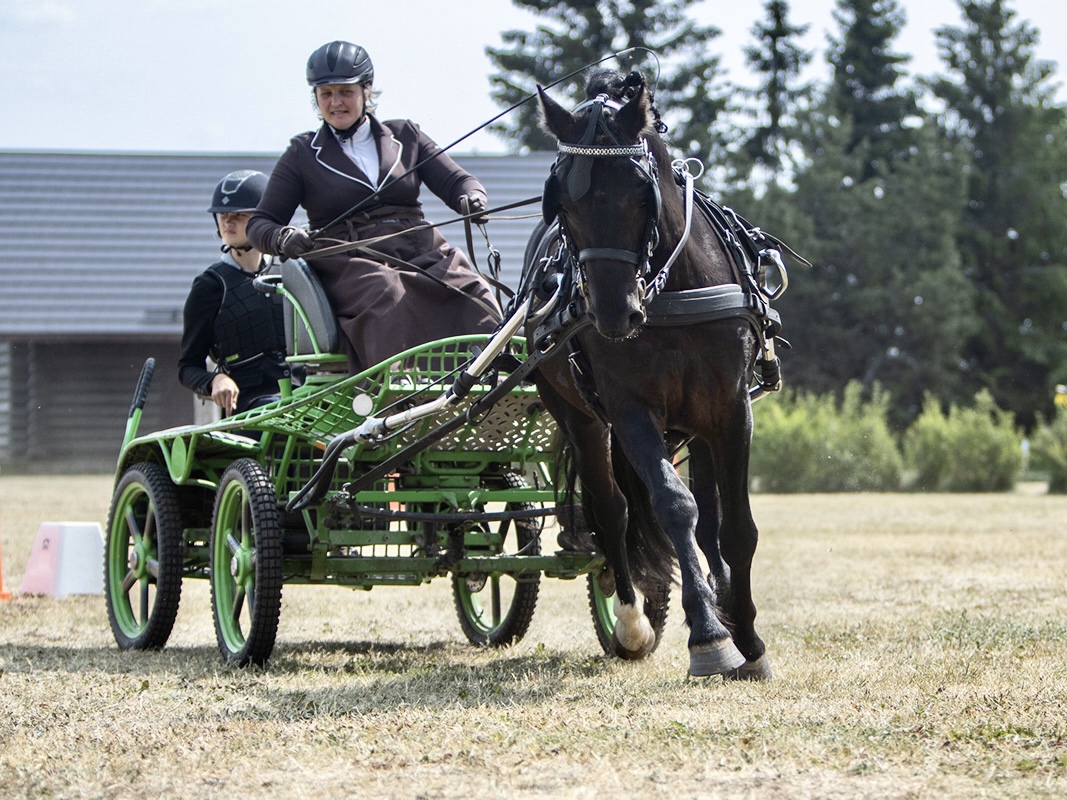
[305,196,541,259]
[304,195,542,313]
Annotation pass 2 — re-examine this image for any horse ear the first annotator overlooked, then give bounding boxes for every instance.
[538,85,576,141]
[616,83,651,140]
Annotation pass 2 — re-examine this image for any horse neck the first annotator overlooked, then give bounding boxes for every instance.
[652,173,734,291]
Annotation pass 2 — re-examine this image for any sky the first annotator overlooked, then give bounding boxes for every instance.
[1,0,1064,156]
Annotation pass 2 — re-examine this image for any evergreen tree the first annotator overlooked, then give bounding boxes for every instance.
[739,0,812,174]
[739,1,970,426]
[825,0,919,175]
[486,0,731,162]
[926,0,1067,425]
[756,99,976,426]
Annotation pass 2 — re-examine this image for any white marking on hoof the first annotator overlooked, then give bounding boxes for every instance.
[611,596,656,659]
[688,639,746,677]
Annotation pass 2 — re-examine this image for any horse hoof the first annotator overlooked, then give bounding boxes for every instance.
[611,597,656,660]
[725,654,772,682]
[596,566,616,598]
[611,630,656,660]
[688,640,746,677]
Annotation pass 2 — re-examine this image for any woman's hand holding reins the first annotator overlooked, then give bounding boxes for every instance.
[275,226,314,259]
[460,191,489,225]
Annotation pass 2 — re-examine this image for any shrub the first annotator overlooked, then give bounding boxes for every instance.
[902,390,1022,492]
[1029,409,1067,493]
[750,381,903,492]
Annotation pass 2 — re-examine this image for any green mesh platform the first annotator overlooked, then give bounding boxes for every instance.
[253,335,555,458]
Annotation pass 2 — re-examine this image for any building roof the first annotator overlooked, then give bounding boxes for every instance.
[0,149,554,339]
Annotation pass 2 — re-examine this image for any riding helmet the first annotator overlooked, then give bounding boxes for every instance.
[207,170,268,214]
[306,41,374,87]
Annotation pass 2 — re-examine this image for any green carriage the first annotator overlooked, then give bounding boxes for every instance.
[104,261,661,666]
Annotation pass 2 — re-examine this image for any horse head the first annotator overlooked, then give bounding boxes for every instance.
[538,76,666,340]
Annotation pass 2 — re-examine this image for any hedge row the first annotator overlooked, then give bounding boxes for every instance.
[747,383,1060,493]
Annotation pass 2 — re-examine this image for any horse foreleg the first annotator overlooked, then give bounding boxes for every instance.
[687,439,730,604]
[712,399,771,681]
[612,412,744,676]
[557,410,657,660]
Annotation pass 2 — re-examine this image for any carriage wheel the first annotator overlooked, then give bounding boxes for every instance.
[588,571,670,656]
[104,462,184,650]
[452,473,542,646]
[209,458,283,667]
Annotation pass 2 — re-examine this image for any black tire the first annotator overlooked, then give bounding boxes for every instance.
[209,458,283,667]
[451,473,541,646]
[588,571,670,656]
[104,462,184,650]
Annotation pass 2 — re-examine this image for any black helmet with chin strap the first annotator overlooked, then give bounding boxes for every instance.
[207,170,268,214]
[306,41,374,87]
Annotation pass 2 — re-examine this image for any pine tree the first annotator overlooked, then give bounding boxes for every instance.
[825,0,919,175]
[926,0,1067,425]
[739,0,812,173]
[757,98,976,426]
[485,0,731,163]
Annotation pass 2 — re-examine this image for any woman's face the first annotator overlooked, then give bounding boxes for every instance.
[217,212,251,248]
[316,83,367,129]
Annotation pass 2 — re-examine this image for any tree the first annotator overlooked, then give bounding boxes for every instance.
[926,0,1067,426]
[486,0,732,163]
[825,0,920,176]
[754,98,977,426]
[739,0,813,174]
[731,0,974,427]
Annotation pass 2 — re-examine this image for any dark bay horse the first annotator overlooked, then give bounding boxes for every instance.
[528,72,776,679]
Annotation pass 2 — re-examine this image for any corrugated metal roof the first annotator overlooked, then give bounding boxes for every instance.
[0,149,555,338]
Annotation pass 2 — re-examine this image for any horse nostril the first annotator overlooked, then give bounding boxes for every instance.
[630,310,646,330]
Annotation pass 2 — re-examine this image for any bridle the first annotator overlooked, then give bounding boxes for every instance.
[543,93,695,306]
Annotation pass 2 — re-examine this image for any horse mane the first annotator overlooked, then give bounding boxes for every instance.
[585,69,668,134]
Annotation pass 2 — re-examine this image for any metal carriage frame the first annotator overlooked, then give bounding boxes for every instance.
[104,261,646,667]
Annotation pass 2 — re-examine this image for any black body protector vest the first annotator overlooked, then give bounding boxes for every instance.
[206,262,289,391]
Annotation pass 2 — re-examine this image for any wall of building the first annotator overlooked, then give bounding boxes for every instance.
[0,149,555,472]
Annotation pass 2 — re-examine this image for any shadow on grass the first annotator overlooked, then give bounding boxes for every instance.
[0,636,631,720]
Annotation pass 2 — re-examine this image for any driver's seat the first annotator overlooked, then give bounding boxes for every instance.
[281,259,346,371]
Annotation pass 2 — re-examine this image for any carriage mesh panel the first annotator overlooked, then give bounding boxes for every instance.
[249,335,557,464]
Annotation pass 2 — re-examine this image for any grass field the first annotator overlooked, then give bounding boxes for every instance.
[2,475,1066,799]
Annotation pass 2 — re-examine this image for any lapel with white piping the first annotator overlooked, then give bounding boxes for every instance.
[309,117,404,191]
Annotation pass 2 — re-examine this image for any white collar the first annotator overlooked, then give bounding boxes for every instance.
[333,119,380,184]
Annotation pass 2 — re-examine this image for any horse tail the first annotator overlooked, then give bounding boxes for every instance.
[610,431,676,586]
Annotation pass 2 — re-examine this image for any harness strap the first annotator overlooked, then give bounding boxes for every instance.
[643,165,694,301]
[566,340,611,426]
[645,285,757,328]
[577,247,641,265]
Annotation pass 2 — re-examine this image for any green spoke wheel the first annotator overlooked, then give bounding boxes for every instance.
[588,570,670,656]
[104,462,184,650]
[210,458,283,667]
[452,473,541,646]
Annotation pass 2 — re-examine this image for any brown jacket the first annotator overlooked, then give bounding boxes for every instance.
[248,116,501,373]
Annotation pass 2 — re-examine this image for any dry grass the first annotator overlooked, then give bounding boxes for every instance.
[2,475,1067,799]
